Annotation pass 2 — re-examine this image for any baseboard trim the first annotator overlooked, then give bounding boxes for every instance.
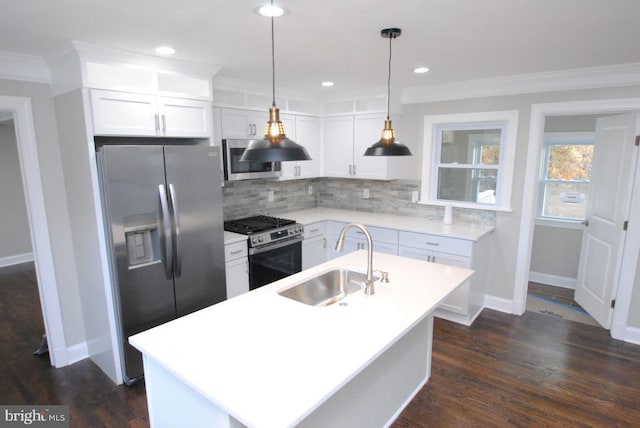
[484,295,514,314]
[0,252,34,268]
[52,341,89,367]
[529,272,576,289]
[620,326,640,345]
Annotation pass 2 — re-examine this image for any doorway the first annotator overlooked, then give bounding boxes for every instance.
[0,97,66,366]
[515,99,640,341]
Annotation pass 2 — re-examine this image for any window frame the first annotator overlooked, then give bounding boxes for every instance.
[537,131,595,223]
[420,110,519,211]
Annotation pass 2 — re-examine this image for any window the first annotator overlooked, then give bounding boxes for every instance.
[538,132,594,221]
[420,111,519,211]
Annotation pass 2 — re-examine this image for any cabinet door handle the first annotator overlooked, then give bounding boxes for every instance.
[322,238,326,248]
[426,241,440,246]
[348,164,353,175]
[353,164,357,176]
[230,249,243,255]
[161,114,167,134]
[309,228,319,233]
[154,114,160,135]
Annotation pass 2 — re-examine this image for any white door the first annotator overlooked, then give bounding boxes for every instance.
[323,116,354,177]
[575,113,640,328]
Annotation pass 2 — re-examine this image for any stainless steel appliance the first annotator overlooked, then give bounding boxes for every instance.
[97,145,226,384]
[224,216,303,289]
[222,139,282,181]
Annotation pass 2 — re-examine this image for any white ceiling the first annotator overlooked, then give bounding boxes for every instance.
[2,0,640,95]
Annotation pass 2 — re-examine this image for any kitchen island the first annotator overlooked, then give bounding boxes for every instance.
[130,250,474,428]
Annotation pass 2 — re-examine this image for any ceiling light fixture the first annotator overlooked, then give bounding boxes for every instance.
[321,81,334,87]
[257,4,284,17]
[155,46,176,56]
[364,28,412,157]
[241,1,311,162]
[414,66,430,74]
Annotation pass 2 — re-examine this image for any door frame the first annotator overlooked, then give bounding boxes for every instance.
[515,98,640,342]
[0,96,66,366]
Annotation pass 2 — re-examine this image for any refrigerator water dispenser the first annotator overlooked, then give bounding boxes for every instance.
[123,213,161,269]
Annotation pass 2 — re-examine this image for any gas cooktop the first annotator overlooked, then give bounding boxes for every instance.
[223,215,297,235]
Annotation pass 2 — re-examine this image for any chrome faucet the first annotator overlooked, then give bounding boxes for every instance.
[335,223,376,295]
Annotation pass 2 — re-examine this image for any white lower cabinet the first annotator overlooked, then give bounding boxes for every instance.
[224,240,249,299]
[326,221,398,260]
[399,230,489,325]
[302,222,327,270]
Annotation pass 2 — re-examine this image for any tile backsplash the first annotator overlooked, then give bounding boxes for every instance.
[222,178,495,224]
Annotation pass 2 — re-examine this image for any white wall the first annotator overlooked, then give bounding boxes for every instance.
[398,85,640,325]
[0,119,32,259]
[0,79,86,347]
[530,226,582,281]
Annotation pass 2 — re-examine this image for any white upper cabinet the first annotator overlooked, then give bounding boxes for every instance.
[281,116,321,180]
[323,113,404,180]
[91,89,212,138]
[219,108,269,139]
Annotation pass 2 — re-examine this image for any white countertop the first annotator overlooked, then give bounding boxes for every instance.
[224,230,248,245]
[130,250,474,428]
[278,208,494,241]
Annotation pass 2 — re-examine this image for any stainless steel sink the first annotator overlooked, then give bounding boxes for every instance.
[278,269,374,307]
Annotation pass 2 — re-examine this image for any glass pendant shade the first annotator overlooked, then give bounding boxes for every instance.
[364,28,412,157]
[240,107,311,162]
[364,118,412,156]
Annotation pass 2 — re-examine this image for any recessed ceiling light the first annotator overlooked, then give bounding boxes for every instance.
[155,46,176,56]
[257,4,285,17]
[321,81,334,87]
[413,66,430,74]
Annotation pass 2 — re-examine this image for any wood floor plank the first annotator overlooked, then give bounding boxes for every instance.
[2,263,639,427]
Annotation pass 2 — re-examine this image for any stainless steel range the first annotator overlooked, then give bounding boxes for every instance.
[224,215,304,289]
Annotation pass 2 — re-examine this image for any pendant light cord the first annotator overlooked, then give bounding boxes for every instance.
[386,33,392,120]
[270,2,276,107]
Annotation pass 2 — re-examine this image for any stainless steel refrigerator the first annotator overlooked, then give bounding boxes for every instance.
[97,144,226,384]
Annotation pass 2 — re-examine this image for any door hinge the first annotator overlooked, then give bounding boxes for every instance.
[611,299,616,309]
[623,220,628,231]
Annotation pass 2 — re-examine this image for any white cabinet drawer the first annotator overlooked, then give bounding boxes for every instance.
[224,240,248,261]
[327,221,398,244]
[399,231,472,257]
[304,222,326,239]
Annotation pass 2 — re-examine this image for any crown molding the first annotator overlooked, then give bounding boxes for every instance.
[0,51,50,83]
[402,63,640,104]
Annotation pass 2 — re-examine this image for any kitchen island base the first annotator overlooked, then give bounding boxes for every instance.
[142,315,433,428]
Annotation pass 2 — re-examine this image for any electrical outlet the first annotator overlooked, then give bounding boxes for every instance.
[267,190,274,202]
[308,185,313,195]
[363,188,370,199]
[411,191,419,203]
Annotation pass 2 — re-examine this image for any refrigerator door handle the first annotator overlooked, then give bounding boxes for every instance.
[158,184,173,279]
[168,183,182,278]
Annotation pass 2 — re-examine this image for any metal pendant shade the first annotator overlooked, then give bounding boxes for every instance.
[364,28,412,157]
[240,3,311,163]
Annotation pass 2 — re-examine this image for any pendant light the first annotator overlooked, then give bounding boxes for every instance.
[364,28,412,157]
[240,1,311,162]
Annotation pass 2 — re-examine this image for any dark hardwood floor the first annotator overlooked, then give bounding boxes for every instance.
[2,262,639,427]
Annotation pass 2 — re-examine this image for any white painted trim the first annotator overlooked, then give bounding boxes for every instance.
[515,98,640,342]
[528,272,576,289]
[483,295,514,314]
[0,51,51,83]
[63,341,89,366]
[535,217,585,230]
[621,327,640,346]
[402,63,640,104]
[0,252,34,268]
[0,96,66,367]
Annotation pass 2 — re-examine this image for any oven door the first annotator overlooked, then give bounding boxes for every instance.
[223,139,282,181]
[248,237,302,290]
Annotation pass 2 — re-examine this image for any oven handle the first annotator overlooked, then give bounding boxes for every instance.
[249,236,303,255]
